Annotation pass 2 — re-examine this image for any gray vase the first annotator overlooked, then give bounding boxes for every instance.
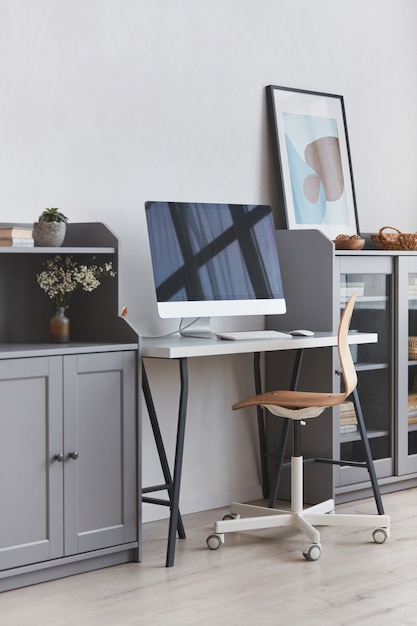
[33,221,67,247]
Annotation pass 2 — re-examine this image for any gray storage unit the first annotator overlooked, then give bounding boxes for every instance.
[267,229,417,505]
[0,223,140,591]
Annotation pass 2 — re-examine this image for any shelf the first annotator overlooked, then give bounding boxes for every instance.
[340,295,388,309]
[0,342,139,359]
[355,362,389,372]
[0,246,115,254]
[340,428,389,443]
[0,222,134,346]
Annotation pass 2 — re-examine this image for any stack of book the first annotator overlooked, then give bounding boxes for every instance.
[408,392,417,425]
[340,279,365,298]
[408,279,417,297]
[0,226,34,247]
[340,401,358,434]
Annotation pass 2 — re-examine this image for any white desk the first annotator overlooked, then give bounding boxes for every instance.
[141,331,376,359]
[141,331,377,567]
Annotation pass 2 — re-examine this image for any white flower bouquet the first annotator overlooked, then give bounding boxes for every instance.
[37,255,116,308]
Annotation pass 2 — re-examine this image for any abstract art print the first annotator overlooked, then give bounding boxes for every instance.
[266,85,359,239]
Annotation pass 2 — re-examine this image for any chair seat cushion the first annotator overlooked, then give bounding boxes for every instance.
[264,404,325,420]
[232,389,347,420]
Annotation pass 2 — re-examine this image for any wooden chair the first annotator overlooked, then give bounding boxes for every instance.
[206,294,390,560]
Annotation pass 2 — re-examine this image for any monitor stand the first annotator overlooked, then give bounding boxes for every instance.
[179,317,217,340]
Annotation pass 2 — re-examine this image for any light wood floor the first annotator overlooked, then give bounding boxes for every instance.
[1,489,416,625]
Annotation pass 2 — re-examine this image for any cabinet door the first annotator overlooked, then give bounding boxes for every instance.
[399,256,417,474]
[337,256,394,487]
[0,357,63,570]
[63,351,137,555]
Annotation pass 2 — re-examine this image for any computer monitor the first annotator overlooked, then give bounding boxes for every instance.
[145,201,286,338]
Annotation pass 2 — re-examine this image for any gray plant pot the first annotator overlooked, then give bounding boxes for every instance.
[33,221,67,247]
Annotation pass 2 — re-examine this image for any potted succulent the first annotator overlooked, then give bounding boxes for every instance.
[33,208,69,247]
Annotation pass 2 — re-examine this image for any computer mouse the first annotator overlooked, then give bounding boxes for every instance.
[289,329,315,337]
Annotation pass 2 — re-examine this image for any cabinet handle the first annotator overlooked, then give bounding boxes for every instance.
[54,453,64,462]
[68,451,79,460]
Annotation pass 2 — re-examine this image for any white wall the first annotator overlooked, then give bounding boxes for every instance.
[2,0,417,520]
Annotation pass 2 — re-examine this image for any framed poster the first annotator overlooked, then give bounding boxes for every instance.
[266,85,359,239]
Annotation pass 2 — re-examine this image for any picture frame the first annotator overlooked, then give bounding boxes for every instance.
[266,85,359,239]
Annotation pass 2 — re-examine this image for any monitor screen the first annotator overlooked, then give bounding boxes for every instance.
[145,201,286,335]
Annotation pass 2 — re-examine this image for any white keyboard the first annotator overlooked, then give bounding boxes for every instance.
[216,330,293,341]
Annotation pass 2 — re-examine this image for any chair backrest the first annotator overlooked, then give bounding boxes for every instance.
[338,293,358,399]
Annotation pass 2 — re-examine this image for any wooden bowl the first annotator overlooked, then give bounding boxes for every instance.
[334,238,365,250]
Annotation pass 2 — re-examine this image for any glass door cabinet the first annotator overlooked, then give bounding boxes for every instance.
[269,230,417,505]
[337,257,394,491]
[398,256,417,475]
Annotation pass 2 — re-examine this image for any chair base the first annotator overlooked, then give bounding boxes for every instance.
[207,456,390,560]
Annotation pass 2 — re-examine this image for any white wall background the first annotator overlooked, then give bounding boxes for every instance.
[1,0,417,520]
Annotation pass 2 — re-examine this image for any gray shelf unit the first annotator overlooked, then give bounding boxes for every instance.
[265,229,417,506]
[0,223,141,592]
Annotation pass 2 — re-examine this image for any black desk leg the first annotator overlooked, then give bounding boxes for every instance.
[267,349,304,508]
[165,357,189,567]
[314,387,385,515]
[254,349,304,504]
[141,363,186,546]
[352,387,385,515]
[268,420,291,508]
[254,352,269,498]
[262,352,385,515]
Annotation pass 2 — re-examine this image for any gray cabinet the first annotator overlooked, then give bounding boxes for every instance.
[0,357,63,571]
[0,223,140,591]
[267,229,417,505]
[63,351,137,556]
[398,256,417,476]
[336,253,393,494]
[0,351,136,573]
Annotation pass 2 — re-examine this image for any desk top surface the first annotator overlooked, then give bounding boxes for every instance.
[141,331,377,359]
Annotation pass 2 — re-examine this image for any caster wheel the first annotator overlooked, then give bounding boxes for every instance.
[206,534,223,550]
[302,544,321,561]
[222,513,239,520]
[372,528,388,544]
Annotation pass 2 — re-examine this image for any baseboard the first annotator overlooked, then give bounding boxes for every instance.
[0,545,138,593]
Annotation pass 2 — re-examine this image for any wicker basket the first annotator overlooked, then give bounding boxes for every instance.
[371,226,417,251]
[408,337,417,360]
